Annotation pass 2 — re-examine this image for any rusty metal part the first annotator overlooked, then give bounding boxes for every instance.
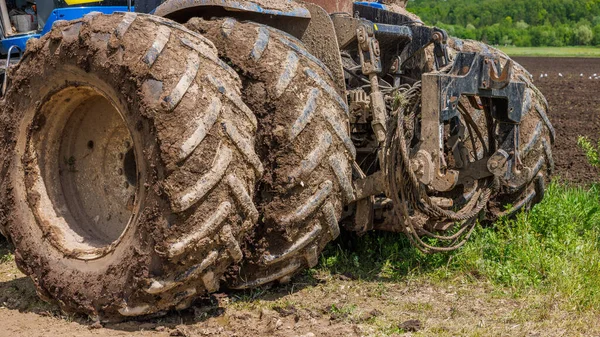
[482,57,513,90]
[303,0,353,14]
[419,52,528,192]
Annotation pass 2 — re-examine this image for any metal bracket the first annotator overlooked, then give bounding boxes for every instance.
[2,45,21,97]
[419,52,526,191]
[357,22,382,75]
[357,22,388,145]
[432,28,449,70]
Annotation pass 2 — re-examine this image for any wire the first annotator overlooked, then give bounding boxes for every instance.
[383,81,496,253]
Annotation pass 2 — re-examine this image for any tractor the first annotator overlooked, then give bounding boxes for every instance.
[0,0,131,92]
[0,0,554,320]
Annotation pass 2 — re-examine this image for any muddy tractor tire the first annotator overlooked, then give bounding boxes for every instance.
[448,40,555,218]
[187,18,355,288]
[491,81,555,218]
[0,13,262,319]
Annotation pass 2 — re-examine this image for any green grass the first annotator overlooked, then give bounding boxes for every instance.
[317,182,600,311]
[498,46,600,57]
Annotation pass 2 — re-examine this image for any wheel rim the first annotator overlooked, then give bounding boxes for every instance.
[28,85,140,259]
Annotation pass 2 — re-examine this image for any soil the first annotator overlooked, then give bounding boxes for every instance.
[3,235,600,337]
[514,57,600,185]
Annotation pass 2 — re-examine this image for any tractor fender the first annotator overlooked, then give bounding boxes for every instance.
[152,0,346,94]
[153,0,311,20]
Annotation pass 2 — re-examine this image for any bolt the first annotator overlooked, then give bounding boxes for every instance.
[490,161,499,170]
[373,40,381,57]
[124,141,131,149]
[391,59,399,73]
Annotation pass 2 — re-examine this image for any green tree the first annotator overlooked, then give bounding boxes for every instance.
[575,25,594,45]
[515,20,529,30]
[593,24,600,45]
[407,0,600,47]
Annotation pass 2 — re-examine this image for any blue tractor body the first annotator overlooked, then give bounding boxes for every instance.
[0,5,128,55]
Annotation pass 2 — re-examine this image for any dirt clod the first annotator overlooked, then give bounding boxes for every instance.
[169,327,190,337]
[273,304,297,317]
[88,321,103,330]
[399,319,423,332]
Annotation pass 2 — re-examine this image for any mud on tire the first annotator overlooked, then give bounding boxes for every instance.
[187,18,355,288]
[0,13,262,319]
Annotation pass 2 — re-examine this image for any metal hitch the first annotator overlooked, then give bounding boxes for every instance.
[419,52,526,191]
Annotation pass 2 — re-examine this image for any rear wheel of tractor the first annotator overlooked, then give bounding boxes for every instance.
[0,13,262,319]
[187,18,355,289]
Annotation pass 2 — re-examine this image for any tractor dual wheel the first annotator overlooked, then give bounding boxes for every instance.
[187,18,355,289]
[0,13,261,319]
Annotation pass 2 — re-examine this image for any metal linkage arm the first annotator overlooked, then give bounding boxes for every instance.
[418,52,526,192]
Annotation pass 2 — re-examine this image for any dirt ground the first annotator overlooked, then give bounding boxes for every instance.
[3,236,600,337]
[1,57,599,336]
[514,57,600,185]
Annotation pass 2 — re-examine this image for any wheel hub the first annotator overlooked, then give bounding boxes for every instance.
[28,85,139,258]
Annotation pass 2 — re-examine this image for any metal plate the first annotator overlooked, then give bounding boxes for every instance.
[154,0,311,19]
[302,0,353,14]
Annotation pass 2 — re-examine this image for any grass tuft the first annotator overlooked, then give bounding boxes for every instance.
[317,182,600,311]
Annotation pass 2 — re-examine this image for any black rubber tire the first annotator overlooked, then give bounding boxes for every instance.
[187,18,355,289]
[448,39,555,218]
[0,13,261,319]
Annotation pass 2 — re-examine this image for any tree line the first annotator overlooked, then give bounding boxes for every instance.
[406,0,600,46]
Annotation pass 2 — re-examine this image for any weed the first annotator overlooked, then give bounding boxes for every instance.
[578,136,600,169]
[318,181,600,311]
